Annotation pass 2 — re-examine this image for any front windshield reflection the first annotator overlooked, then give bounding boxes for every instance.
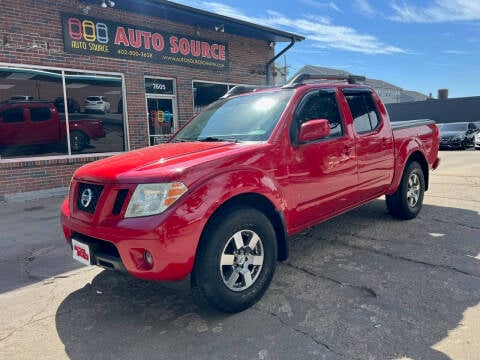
[171,90,293,143]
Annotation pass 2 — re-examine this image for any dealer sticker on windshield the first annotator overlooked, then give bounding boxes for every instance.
[72,239,92,266]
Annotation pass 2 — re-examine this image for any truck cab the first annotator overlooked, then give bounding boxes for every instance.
[0,100,61,147]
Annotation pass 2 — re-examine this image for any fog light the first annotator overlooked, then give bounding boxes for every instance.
[144,250,154,267]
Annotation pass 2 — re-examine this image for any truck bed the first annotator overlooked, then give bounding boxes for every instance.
[391,119,436,130]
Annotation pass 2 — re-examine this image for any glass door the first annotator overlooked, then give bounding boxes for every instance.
[147,97,175,145]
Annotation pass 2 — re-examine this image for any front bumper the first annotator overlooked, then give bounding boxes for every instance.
[439,138,464,149]
[60,189,204,281]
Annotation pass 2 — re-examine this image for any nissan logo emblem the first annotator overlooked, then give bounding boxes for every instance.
[80,188,93,208]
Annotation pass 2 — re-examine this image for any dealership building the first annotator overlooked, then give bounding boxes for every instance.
[0,0,303,200]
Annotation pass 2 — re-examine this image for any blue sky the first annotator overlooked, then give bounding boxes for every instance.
[171,0,480,99]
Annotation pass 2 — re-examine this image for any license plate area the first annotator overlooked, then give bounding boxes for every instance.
[72,238,92,266]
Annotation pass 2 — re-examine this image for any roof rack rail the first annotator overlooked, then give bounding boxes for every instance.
[286,73,366,86]
[221,85,273,98]
[3,99,51,104]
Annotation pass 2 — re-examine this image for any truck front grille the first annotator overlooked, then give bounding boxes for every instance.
[77,183,103,214]
[112,189,129,215]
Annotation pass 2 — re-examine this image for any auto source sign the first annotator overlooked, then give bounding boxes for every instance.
[61,13,229,70]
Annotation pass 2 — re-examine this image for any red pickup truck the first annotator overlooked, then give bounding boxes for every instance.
[61,75,440,312]
[0,100,105,152]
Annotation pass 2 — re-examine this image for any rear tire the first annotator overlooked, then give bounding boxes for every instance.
[191,206,277,313]
[386,161,425,220]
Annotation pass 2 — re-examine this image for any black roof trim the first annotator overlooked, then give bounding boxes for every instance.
[81,0,304,43]
[287,74,367,87]
[220,85,276,98]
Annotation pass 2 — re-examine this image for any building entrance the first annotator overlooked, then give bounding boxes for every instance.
[145,77,177,145]
[147,97,175,145]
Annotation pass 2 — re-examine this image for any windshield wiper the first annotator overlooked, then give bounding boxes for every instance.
[197,136,237,143]
[170,137,197,143]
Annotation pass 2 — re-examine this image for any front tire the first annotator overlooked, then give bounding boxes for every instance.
[191,206,277,313]
[386,161,425,220]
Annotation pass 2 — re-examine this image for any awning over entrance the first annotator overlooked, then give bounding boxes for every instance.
[80,0,305,43]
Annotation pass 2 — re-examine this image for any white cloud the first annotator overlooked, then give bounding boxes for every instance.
[170,1,407,55]
[443,50,468,54]
[390,0,480,22]
[328,2,342,13]
[300,0,342,13]
[354,0,376,17]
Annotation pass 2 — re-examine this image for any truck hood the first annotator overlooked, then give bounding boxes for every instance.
[74,141,256,183]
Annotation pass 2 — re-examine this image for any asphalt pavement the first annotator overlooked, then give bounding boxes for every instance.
[0,150,479,360]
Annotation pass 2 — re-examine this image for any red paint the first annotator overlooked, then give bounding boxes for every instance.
[169,36,225,60]
[73,245,89,261]
[60,83,439,281]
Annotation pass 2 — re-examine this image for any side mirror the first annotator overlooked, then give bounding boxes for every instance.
[298,119,331,143]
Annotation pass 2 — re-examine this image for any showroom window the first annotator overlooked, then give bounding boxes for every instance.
[0,65,126,160]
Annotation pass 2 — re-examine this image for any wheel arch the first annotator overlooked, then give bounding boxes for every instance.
[388,148,429,194]
[199,192,288,261]
[407,150,429,191]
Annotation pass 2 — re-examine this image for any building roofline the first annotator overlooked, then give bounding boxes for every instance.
[81,0,305,43]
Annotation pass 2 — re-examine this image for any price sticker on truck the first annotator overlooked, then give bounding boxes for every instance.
[72,239,92,266]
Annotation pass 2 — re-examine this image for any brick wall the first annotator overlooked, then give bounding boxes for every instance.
[0,0,274,199]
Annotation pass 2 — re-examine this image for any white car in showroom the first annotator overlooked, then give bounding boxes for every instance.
[85,96,111,114]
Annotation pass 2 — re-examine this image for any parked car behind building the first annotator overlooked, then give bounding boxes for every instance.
[54,97,81,113]
[85,96,110,114]
[438,122,478,149]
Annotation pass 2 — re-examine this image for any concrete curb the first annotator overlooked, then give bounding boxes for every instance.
[3,187,69,203]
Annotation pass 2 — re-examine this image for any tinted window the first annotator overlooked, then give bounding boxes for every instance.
[1,108,24,123]
[344,92,380,134]
[291,90,343,142]
[30,107,51,122]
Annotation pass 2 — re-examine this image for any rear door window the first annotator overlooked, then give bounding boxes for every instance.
[343,91,380,134]
[30,107,51,122]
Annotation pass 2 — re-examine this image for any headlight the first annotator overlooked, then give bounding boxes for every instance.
[125,182,188,218]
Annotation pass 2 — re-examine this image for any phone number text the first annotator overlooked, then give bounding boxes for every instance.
[117,49,153,58]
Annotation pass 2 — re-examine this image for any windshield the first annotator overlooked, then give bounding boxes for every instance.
[441,123,467,132]
[171,90,294,142]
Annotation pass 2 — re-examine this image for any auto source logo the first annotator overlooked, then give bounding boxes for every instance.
[61,13,229,70]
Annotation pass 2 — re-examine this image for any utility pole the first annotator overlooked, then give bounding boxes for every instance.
[274,55,290,85]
